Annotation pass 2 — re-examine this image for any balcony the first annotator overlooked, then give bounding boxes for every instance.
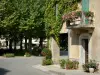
[62,11,94,29]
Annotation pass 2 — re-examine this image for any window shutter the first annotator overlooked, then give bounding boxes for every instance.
[82,0,89,24]
[82,0,89,12]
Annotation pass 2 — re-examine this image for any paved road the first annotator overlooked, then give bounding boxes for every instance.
[0,56,50,75]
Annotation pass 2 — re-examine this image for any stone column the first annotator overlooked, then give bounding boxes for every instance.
[50,37,60,64]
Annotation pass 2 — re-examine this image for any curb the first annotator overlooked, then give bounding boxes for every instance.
[32,65,49,72]
[33,65,100,75]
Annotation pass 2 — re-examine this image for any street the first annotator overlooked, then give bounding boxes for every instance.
[0,56,50,75]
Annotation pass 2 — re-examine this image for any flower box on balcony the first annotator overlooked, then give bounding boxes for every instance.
[62,11,94,23]
[75,17,81,25]
[69,17,81,25]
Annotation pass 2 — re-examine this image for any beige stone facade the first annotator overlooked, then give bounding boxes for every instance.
[50,0,100,67]
[67,0,100,66]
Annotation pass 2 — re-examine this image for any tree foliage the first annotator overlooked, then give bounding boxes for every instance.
[44,0,81,44]
[0,0,81,51]
[0,0,46,50]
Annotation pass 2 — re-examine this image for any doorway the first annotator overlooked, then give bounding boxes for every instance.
[79,33,92,65]
[82,39,88,63]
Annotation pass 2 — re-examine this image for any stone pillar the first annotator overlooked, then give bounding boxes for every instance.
[50,37,60,64]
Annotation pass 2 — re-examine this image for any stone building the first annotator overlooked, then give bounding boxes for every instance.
[64,0,100,67]
[50,0,100,68]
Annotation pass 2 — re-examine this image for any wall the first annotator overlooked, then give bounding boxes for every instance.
[90,0,100,62]
[50,37,60,64]
[68,0,100,64]
[68,30,79,60]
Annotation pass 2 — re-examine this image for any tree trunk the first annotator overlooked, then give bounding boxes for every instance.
[28,37,32,52]
[14,40,16,50]
[39,37,43,48]
[20,37,23,50]
[9,39,12,50]
[25,37,27,50]
[39,37,43,55]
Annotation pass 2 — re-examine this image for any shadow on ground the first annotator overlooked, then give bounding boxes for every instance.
[0,68,10,75]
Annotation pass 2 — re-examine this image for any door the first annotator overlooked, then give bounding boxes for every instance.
[82,39,88,63]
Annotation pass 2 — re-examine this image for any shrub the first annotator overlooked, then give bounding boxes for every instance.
[42,58,53,65]
[41,48,52,59]
[82,63,89,72]
[14,50,25,56]
[24,52,31,57]
[72,60,79,69]
[66,59,73,69]
[32,46,40,56]
[59,59,66,69]
[41,48,52,65]
[66,59,79,69]
[4,53,15,57]
[82,60,99,72]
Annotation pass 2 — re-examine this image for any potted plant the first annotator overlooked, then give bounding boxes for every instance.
[89,60,99,73]
[66,59,79,70]
[89,67,94,73]
[82,60,99,73]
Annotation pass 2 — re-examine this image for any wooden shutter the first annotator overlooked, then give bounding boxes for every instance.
[82,0,89,24]
[82,0,89,12]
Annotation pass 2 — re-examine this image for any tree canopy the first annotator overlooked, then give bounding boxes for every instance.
[0,0,46,50]
[0,0,81,50]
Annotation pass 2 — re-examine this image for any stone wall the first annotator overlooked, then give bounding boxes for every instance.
[50,37,60,64]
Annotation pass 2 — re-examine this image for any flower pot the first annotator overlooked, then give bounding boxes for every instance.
[70,22,74,25]
[89,68,94,73]
[75,20,81,25]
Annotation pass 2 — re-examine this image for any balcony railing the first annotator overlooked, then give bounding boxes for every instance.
[62,11,94,29]
[67,16,93,28]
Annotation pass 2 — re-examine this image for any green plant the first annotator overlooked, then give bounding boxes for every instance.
[76,11,82,17]
[32,46,40,56]
[25,52,31,57]
[82,63,89,72]
[41,48,52,59]
[59,59,66,69]
[41,48,52,65]
[42,57,53,65]
[63,11,94,21]
[66,59,79,69]
[41,48,49,55]
[72,60,79,69]
[4,53,15,57]
[14,50,25,56]
[84,11,94,18]
[66,59,73,69]
[82,60,99,72]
